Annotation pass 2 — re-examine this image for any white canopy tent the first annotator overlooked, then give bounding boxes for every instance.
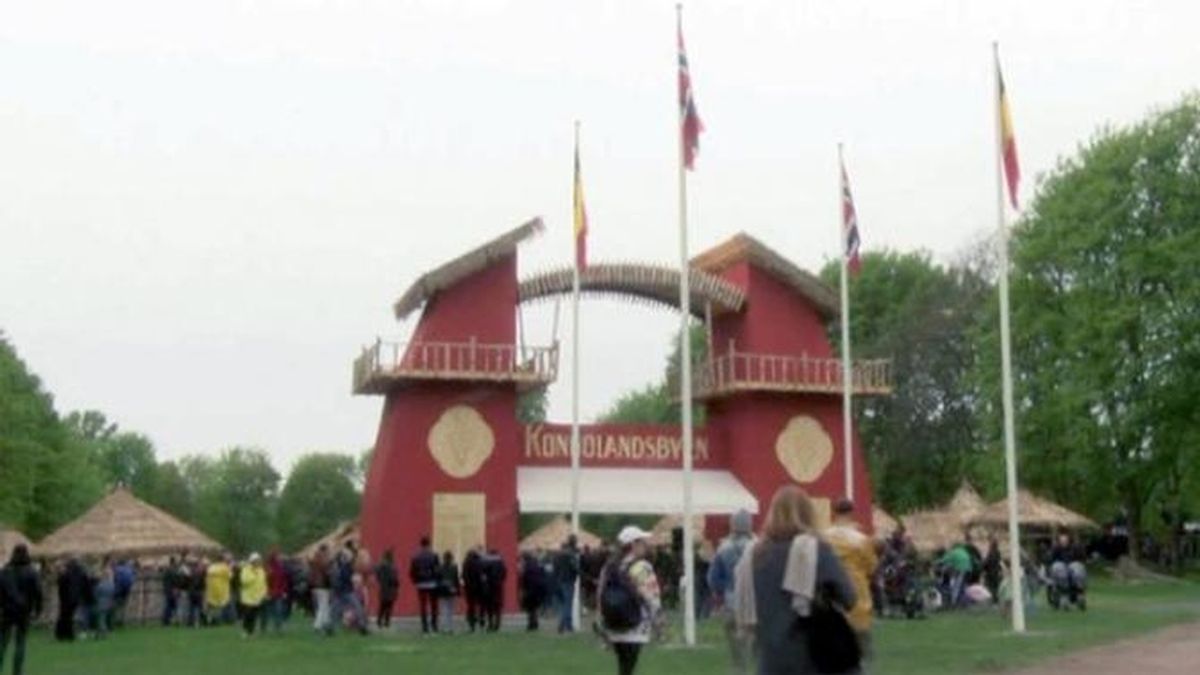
[517,467,759,515]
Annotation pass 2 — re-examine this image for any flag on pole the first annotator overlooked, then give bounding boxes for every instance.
[573,133,589,270]
[840,156,862,275]
[997,62,1021,209]
[677,19,703,170]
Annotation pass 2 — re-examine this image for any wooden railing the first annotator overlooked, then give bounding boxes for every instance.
[693,347,892,398]
[353,339,559,394]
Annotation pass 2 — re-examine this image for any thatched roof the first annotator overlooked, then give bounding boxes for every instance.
[519,516,602,552]
[946,482,987,524]
[872,506,899,537]
[900,509,965,554]
[973,490,1098,530]
[1,526,31,560]
[691,233,839,318]
[393,217,544,321]
[519,263,747,317]
[35,487,221,560]
[298,520,360,559]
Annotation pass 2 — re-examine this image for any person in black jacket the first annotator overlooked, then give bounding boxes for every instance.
[482,549,507,632]
[519,552,547,631]
[1,545,43,675]
[461,547,485,632]
[374,550,399,629]
[409,537,441,634]
[54,558,89,641]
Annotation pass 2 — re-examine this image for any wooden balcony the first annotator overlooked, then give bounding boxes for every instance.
[353,339,559,395]
[692,348,892,399]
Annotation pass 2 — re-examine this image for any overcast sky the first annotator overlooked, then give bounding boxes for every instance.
[2,1,1197,469]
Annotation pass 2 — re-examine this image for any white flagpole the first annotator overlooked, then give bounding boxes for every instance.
[676,2,697,648]
[838,143,854,501]
[570,120,583,631]
[993,41,1025,634]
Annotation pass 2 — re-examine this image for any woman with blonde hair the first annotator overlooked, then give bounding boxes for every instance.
[734,486,858,674]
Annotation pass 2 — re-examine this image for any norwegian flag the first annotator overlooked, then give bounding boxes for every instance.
[678,19,703,170]
[840,157,862,274]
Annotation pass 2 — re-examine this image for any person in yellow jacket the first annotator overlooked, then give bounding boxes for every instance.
[239,553,268,637]
[824,498,879,657]
[205,555,233,624]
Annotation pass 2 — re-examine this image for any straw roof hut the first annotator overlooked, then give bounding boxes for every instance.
[1,526,31,560]
[899,510,965,554]
[946,483,987,523]
[972,489,1097,530]
[298,520,360,560]
[35,487,221,561]
[519,516,602,552]
[871,506,899,538]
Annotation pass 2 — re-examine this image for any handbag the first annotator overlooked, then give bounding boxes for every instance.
[796,586,862,674]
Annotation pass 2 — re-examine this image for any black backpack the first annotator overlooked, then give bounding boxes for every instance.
[0,567,27,617]
[599,561,643,632]
[797,588,862,674]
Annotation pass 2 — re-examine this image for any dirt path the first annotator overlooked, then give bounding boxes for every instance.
[1012,621,1200,675]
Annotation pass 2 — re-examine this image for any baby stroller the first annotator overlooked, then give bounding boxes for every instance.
[1046,561,1087,611]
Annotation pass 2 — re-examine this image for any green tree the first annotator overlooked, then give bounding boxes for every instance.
[146,460,194,522]
[820,251,993,512]
[191,447,281,555]
[276,453,360,552]
[0,333,105,537]
[517,387,549,423]
[977,95,1200,547]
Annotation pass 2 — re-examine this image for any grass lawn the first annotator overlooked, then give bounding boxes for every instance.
[23,578,1200,675]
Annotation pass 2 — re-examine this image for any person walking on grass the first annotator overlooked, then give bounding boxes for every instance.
[825,498,879,662]
[708,509,755,675]
[462,546,485,632]
[554,535,581,634]
[1,545,43,675]
[328,549,368,636]
[309,545,333,633]
[438,552,461,633]
[112,559,134,628]
[409,537,441,635]
[266,550,289,633]
[92,566,116,639]
[54,558,87,641]
[185,557,206,627]
[519,551,548,632]
[482,549,507,632]
[374,550,400,629]
[239,553,267,637]
[734,486,858,675]
[205,555,233,626]
[598,526,662,675]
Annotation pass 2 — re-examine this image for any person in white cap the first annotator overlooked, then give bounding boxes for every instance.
[597,525,661,675]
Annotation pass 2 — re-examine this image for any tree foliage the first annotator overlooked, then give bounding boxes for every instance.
[276,453,361,553]
[189,447,281,555]
[978,95,1200,539]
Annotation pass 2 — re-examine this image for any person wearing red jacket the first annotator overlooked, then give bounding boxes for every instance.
[265,550,290,633]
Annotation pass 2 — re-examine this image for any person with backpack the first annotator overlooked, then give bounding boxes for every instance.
[373,550,400,629]
[825,499,878,662]
[734,486,858,675]
[708,509,755,674]
[409,537,441,634]
[554,534,581,633]
[1,544,42,675]
[598,526,662,675]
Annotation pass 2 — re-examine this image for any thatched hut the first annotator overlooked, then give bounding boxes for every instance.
[519,516,601,552]
[946,482,987,524]
[972,489,1097,531]
[1,526,31,560]
[900,510,964,554]
[298,520,360,560]
[35,487,221,562]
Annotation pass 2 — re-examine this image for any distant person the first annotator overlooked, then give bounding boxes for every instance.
[92,566,116,639]
[482,549,507,632]
[112,559,135,628]
[204,555,233,625]
[239,554,268,637]
[266,550,289,633]
[734,486,858,675]
[519,551,548,632]
[963,534,984,584]
[598,526,662,675]
[409,537,441,634]
[373,550,400,629]
[160,556,181,627]
[54,558,88,641]
[939,543,973,607]
[707,509,755,675]
[982,537,1003,604]
[439,552,461,633]
[185,557,206,627]
[328,549,368,635]
[825,499,878,660]
[1,544,43,675]
[554,534,581,634]
[309,545,333,633]
[462,547,485,632]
